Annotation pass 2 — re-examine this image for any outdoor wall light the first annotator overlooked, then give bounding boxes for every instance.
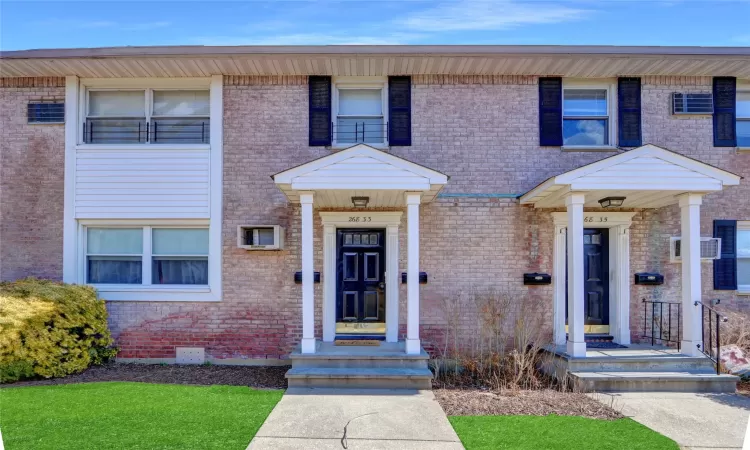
[598,196,626,208]
[351,196,370,208]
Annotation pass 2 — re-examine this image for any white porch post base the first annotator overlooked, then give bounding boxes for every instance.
[678,193,703,357]
[566,192,587,358]
[301,338,317,353]
[406,193,422,355]
[405,338,421,354]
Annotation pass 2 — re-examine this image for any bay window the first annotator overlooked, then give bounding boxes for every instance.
[85,226,209,286]
[83,89,209,144]
[562,85,613,147]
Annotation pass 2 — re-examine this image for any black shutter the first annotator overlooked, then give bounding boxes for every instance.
[713,219,737,290]
[713,77,736,147]
[539,77,563,146]
[309,76,331,146]
[388,76,411,146]
[618,77,642,147]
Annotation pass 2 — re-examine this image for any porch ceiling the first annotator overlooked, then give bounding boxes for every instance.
[519,144,741,209]
[272,144,448,206]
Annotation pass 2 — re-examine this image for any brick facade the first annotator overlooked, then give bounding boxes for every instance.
[1,74,747,361]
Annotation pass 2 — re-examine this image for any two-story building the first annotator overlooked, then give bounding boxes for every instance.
[1,46,749,388]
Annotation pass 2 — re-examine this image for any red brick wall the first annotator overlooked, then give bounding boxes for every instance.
[0,78,65,281]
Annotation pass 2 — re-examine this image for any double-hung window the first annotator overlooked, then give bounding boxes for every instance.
[84,89,209,144]
[562,84,613,147]
[333,80,387,146]
[737,89,750,147]
[737,223,750,291]
[86,227,209,286]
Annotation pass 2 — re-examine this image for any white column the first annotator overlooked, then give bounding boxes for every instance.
[62,76,79,283]
[553,224,567,346]
[615,225,631,345]
[566,193,586,357]
[405,193,422,354]
[300,192,316,354]
[385,224,400,343]
[322,223,336,342]
[678,193,703,356]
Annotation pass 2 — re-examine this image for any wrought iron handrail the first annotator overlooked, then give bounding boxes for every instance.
[331,121,388,144]
[641,299,681,351]
[695,299,728,375]
[83,118,210,144]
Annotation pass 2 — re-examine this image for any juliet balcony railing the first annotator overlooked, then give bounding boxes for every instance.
[641,298,682,351]
[83,118,210,144]
[332,120,388,145]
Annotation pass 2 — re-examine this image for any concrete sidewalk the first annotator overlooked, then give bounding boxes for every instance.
[592,392,750,450]
[247,388,464,449]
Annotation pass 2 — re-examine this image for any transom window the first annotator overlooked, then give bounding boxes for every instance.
[563,87,611,146]
[737,224,750,290]
[83,89,209,144]
[737,90,750,147]
[333,80,387,146]
[86,227,209,285]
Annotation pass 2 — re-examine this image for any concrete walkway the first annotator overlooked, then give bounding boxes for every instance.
[247,388,464,449]
[592,392,750,449]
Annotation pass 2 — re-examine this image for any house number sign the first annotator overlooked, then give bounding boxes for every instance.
[584,216,608,223]
[348,216,372,222]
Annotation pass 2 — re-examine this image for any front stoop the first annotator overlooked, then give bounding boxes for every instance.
[541,345,739,393]
[286,341,433,389]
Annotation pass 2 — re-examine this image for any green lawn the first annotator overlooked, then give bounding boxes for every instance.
[449,415,679,450]
[0,382,283,450]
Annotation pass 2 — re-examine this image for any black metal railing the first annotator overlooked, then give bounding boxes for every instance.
[83,118,210,144]
[642,299,682,351]
[695,299,728,375]
[332,121,388,145]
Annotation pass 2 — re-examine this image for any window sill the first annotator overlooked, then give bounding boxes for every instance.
[93,284,220,302]
[561,146,620,153]
[737,289,750,296]
[76,144,211,151]
[736,147,750,153]
[330,143,389,150]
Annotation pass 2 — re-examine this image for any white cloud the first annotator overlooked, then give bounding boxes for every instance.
[396,0,590,32]
[193,32,421,46]
[32,18,171,32]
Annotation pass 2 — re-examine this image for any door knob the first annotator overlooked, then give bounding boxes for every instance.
[378,282,386,289]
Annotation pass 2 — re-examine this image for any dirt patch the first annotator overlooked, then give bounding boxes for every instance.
[2,362,288,389]
[434,388,623,420]
[738,380,750,397]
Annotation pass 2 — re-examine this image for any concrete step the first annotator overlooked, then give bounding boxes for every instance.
[285,367,434,389]
[570,371,739,393]
[564,355,717,373]
[289,346,430,370]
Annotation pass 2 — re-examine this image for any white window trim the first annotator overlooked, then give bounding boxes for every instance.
[561,79,618,151]
[737,221,750,294]
[737,80,750,153]
[77,77,212,147]
[332,76,389,149]
[77,219,219,302]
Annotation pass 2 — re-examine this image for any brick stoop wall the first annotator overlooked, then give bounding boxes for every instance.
[1,75,748,362]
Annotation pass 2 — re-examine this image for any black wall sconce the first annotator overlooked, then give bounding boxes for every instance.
[401,272,428,284]
[523,273,552,285]
[294,271,321,284]
[634,273,664,285]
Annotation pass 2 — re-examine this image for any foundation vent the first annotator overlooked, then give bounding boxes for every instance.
[176,347,206,364]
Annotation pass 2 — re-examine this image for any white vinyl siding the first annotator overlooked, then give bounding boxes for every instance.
[74,148,210,219]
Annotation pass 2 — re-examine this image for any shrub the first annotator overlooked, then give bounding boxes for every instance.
[0,278,117,383]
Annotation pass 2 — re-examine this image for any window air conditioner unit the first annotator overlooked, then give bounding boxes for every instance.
[671,93,713,115]
[238,225,285,250]
[669,237,721,262]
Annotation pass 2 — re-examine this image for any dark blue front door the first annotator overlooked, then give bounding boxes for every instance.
[336,229,385,324]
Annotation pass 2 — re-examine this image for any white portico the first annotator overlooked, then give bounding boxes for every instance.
[521,144,740,358]
[273,144,448,354]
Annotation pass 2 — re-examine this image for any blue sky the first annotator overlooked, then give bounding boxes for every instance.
[1,0,749,50]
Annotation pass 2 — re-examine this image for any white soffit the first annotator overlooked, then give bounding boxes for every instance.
[273,144,448,204]
[520,144,741,208]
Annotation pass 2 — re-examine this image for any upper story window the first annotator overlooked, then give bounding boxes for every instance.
[83,89,209,144]
[563,86,612,147]
[737,224,750,291]
[737,90,750,147]
[333,79,387,146]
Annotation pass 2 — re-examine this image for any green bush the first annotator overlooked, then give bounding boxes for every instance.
[0,278,117,383]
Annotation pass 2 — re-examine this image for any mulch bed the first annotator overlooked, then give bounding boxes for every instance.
[738,380,750,397]
[434,387,623,420]
[2,362,289,389]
